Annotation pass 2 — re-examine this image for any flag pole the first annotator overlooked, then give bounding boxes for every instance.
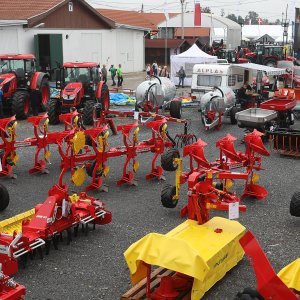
[165,18,168,66]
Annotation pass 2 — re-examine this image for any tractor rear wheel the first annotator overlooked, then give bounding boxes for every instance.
[170,100,182,119]
[39,78,50,111]
[11,90,30,120]
[161,148,180,171]
[234,288,263,300]
[83,100,96,125]
[290,191,300,217]
[161,184,178,208]
[0,184,9,211]
[230,106,239,124]
[48,98,61,125]
[99,83,110,111]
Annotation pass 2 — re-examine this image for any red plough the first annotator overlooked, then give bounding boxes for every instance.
[161,130,269,212]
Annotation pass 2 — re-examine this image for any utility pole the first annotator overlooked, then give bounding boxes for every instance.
[180,0,185,39]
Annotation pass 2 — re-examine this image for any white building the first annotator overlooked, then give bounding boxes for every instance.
[0,0,147,73]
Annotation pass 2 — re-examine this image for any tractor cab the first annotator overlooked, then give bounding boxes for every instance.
[245,45,295,67]
[0,54,36,93]
[56,62,100,106]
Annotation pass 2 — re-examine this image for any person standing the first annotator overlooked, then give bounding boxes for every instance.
[117,64,123,87]
[160,66,169,77]
[178,66,186,88]
[152,61,158,76]
[101,64,107,84]
[109,64,117,86]
[146,64,151,77]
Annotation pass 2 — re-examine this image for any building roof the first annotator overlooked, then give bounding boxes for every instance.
[0,0,62,20]
[145,39,188,49]
[97,9,178,31]
[0,0,115,28]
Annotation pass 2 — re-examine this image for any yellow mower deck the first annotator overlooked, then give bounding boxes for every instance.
[0,209,35,235]
[124,217,246,300]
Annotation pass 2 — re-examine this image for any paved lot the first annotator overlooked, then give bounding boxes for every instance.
[1,73,299,299]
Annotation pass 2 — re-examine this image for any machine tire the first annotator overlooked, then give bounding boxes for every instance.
[11,90,30,120]
[161,148,180,171]
[230,106,239,124]
[99,83,110,111]
[0,184,9,211]
[161,184,178,208]
[48,98,61,125]
[169,100,182,119]
[83,100,96,125]
[39,78,50,111]
[290,191,300,217]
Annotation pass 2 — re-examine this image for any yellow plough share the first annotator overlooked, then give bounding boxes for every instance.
[124,217,246,300]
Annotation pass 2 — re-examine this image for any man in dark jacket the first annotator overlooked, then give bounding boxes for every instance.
[101,64,107,84]
[178,66,186,88]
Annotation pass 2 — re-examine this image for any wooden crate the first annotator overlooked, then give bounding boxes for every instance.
[121,267,191,300]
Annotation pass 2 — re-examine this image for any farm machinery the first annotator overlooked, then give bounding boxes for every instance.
[0,108,182,191]
[160,129,269,211]
[0,269,26,299]
[0,54,50,119]
[48,62,109,125]
[235,87,300,157]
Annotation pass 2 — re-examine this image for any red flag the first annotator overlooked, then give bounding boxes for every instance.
[194,1,201,26]
[258,17,263,25]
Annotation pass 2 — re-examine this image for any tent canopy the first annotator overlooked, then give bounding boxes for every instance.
[170,44,217,86]
[234,63,287,76]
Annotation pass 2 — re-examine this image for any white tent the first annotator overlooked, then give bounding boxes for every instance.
[170,44,218,86]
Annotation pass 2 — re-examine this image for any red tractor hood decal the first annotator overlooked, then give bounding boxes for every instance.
[63,82,83,96]
[0,73,16,86]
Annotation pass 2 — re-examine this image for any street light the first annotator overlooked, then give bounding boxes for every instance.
[281,12,290,46]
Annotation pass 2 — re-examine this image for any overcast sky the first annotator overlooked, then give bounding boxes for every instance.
[89,0,300,22]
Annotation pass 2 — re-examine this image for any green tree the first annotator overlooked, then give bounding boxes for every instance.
[237,16,245,25]
[263,18,269,24]
[227,14,238,23]
[246,11,259,24]
[274,18,281,25]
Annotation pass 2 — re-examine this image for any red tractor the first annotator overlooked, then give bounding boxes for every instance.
[48,62,109,125]
[0,54,50,119]
[245,45,296,67]
[216,49,249,63]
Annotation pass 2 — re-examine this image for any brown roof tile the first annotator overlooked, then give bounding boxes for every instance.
[97,9,179,30]
[0,0,63,20]
[174,27,210,37]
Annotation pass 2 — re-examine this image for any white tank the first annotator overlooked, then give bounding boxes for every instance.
[200,87,236,113]
[135,77,176,106]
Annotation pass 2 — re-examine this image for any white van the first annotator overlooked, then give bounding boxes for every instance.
[191,64,248,100]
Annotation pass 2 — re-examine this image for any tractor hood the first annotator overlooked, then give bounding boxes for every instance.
[245,52,256,58]
[62,82,83,98]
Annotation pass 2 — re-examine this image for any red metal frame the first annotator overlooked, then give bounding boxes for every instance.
[240,231,298,299]
[0,271,26,299]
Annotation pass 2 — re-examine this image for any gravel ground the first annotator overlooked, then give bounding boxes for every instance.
[1,73,299,300]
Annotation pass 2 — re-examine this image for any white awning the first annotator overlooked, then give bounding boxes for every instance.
[234,63,287,76]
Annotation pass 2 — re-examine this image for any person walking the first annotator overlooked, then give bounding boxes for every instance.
[101,64,107,84]
[109,64,117,86]
[146,64,151,77]
[117,64,123,87]
[178,66,186,88]
[152,61,158,76]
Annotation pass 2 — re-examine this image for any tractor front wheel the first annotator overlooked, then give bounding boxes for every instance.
[0,184,9,211]
[48,98,61,125]
[161,148,180,171]
[11,90,30,120]
[39,78,50,111]
[290,191,300,217]
[161,184,178,208]
[169,100,182,119]
[83,100,96,125]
